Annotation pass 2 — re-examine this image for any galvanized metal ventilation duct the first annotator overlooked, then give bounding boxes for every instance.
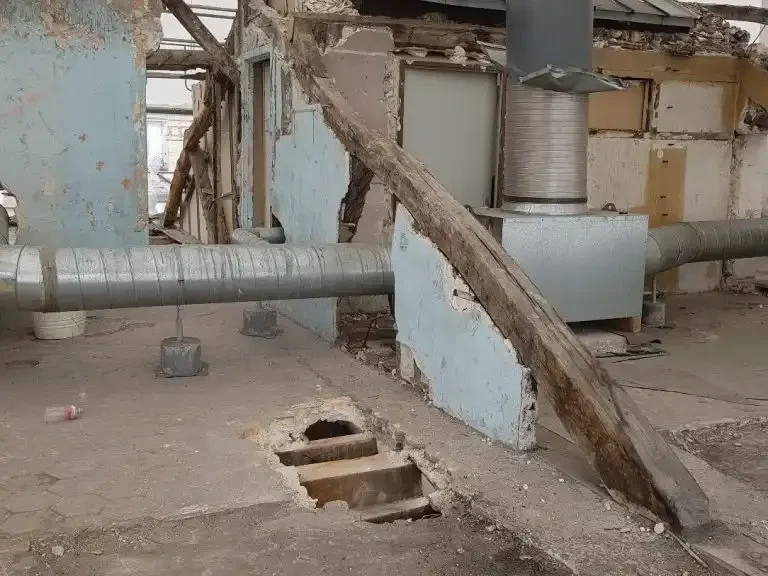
[503,0,593,215]
[645,218,768,276]
[0,243,393,313]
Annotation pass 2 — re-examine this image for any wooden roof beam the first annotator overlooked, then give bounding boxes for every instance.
[162,0,241,85]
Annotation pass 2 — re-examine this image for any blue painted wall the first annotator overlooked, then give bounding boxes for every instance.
[0,1,160,247]
[393,205,535,449]
[241,32,349,341]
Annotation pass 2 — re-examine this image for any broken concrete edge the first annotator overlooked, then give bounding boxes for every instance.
[239,395,576,566]
[244,396,467,522]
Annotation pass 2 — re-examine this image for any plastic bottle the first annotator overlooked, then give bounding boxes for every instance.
[44,405,83,423]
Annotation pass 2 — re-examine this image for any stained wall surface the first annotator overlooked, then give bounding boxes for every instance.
[0,1,161,247]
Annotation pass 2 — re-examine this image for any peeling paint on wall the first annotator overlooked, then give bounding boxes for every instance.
[0,0,159,247]
[393,204,533,450]
[240,31,349,340]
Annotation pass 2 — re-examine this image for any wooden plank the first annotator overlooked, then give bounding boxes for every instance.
[254,4,712,530]
[290,12,737,84]
[644,146,686,291]
[251,61,269,227]
[593,49,739,83]
[146,49,212,71]
[189,145,217,242]
[219,89,235,235]
[601,316,642,334]
[739,60,768,111]
[162,149,192,228]
[161,83,215,228]
[588,81,647,132]
[290,12,505,50]
[359,496,433,523]
[699,3,768,25]
[296,452,422,509]
[162,0,241,85]
[150,224,201,245]
[275,434,379,466]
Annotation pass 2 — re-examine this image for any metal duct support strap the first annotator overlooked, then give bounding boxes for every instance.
[0,244,393,312]
[645,218,768,276]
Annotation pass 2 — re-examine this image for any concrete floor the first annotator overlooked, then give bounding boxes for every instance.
[0,293,766,574]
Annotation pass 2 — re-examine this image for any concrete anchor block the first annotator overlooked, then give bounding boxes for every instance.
[159,336,205,378]
[242,306,278,338]
[642,299,666,327]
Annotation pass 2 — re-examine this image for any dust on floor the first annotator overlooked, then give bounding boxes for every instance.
[16,504,567,576]
[666,418,768,491]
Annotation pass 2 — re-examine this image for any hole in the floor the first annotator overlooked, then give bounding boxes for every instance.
[304,419,360,440]
[275,419,440,523]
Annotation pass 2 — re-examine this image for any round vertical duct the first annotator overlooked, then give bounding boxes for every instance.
[503,0,592,216]
[502,84,589,215]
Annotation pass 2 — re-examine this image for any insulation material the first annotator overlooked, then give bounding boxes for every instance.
[301,0,357,15]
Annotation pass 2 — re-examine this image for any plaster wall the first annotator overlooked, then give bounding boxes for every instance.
[654,81,733,136]
[393,204,535,450]
[0,0,160,247]
[241,28,349,341]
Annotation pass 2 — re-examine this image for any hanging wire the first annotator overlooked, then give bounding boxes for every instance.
[748,23,767,48]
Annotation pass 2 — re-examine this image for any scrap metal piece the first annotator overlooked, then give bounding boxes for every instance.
[520,66,623,94]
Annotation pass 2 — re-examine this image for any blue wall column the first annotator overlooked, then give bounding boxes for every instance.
[0,0,161,248]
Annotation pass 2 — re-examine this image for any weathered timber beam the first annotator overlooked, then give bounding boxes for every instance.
[694,3,768,25]
[146,48,213,71]
[162,0,241,85]
[189,145,218,242]
[253,2,712,531]
[290,12,505,50]
[162,83,215,228]
[162,149,191,228]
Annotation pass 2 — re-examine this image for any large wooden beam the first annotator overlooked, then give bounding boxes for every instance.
[695,3,768,25]
[254,3,712,531]
[147,49,213,71]
[162,83,215,228]
[162,0,241,85]
[189,145,218,242]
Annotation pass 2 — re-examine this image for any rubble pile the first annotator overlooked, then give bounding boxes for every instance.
[594,5,750,57]
[302,0,357,15]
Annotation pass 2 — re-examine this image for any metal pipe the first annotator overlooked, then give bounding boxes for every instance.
[0,244,392,312]
[503,0,593,215]
[502,85,588,215]
[645,218,768,276]
[231,229,269,245]
[238,227,286,244]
